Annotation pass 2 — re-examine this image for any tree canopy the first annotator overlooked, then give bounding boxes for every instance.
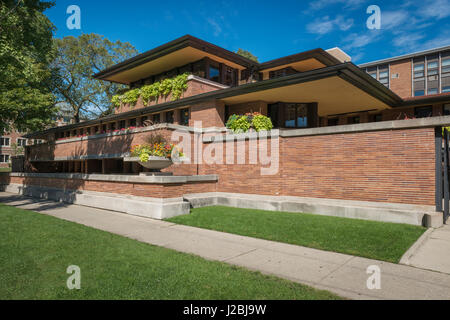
[0,0,57,133]
[236,48,259,63]
[51,33,138,122]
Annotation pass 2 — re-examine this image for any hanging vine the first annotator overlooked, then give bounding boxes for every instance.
[111,73,189,108]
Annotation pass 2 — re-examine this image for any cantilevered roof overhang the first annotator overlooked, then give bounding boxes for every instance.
[26,62,402,139]
[93,35,258,85]
[93,35,342,85]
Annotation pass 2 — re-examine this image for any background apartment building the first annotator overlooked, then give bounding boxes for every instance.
[359,45,450,99]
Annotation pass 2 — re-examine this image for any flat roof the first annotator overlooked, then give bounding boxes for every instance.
[359,44,450,68]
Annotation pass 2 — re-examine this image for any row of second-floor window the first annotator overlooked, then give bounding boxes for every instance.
[57,108,191,139]
[413,52,450,96]
[0,154,10,162]
[130,57,239,88]
[0,137,38,146]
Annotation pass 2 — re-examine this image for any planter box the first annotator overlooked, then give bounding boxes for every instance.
[123,156,172,171]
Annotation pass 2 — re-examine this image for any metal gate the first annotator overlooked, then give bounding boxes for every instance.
[437,127,450,223]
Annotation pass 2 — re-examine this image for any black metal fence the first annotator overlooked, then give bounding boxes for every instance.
[436,127,450,223]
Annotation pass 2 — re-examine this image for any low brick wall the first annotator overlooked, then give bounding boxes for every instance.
[21,119,441,206]
[8,175,217,198]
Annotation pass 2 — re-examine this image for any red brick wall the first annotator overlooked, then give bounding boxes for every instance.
[197,127,435,205]
[9,176,216,198]
[390,59,412,99]
[23,127,437,206]
[189,100,225,127]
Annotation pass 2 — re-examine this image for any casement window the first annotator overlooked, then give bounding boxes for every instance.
[378,65,389,86]
[443,104,450,116]
[427,55,439,95]
[209,65,220,83]
[327,118,339,126]
[442,53,450,93]
[141,116,148,125]
[0,137,10,146]
[129,118,136,127]
[17,138,27,147]
[366,67,377,79]
[348,116,360,124]
[284,103,308,128]
[119,120,126,129]
[179,108,189,126]
[414,106,432,118]
[110,123,116,131]
[102,124,107,132]
[0,154,10,163]
[165,111,174,124]
[372,114,382,122]
[269,67,298,80]
[152,114,160,124]
[413,58,426,97]
[365,65,388,87]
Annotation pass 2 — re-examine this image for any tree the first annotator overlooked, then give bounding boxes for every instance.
[0,0,57,133]
[236,48,259,63]
[51,33,138,123]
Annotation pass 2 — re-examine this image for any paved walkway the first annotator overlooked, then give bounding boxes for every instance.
[1,192,450,300]
[401,223,450,274]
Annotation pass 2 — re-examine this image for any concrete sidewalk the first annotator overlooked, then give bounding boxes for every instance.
[401,223,450,274]
[1,192,450,300]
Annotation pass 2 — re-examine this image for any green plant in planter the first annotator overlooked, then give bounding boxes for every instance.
[252,114,273,132]
[226,114,239,129]
[111,73,189,108]
[229,115,251,133]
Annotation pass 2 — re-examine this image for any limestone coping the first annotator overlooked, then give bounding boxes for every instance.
[8,172,218,184]
[203,116,450,143]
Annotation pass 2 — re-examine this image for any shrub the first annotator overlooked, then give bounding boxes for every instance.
[226,113,273,133]
[252,114,273,132]
[229,115,251,133]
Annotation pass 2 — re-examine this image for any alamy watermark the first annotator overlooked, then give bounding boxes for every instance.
[366,265,381,290]
[169,121,280,176]
[66,5,81,30]
[66,265,81,289]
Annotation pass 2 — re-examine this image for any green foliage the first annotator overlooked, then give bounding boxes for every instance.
[225,114,239,128]
[252,114,273,132]
[226,113,273,133]
[112,73,189,108]
[0,0,58,133]
[10,143,24,156]
[121,88,140,106]
[236,49,259,62]
[229,115,251,133]
[51,33,139,121]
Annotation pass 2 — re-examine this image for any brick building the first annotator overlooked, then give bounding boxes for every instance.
[2,35,450,226]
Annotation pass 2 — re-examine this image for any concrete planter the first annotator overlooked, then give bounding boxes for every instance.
[123,156,172,170]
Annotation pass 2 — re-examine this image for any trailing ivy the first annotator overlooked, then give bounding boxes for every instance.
[111,73,189,108]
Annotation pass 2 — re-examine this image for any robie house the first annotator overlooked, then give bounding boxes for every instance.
[3,35,450,227]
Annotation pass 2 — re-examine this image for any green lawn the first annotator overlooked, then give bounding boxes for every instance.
[167,206,426,263]
[0,167,11,172]
[0,204,340,300]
